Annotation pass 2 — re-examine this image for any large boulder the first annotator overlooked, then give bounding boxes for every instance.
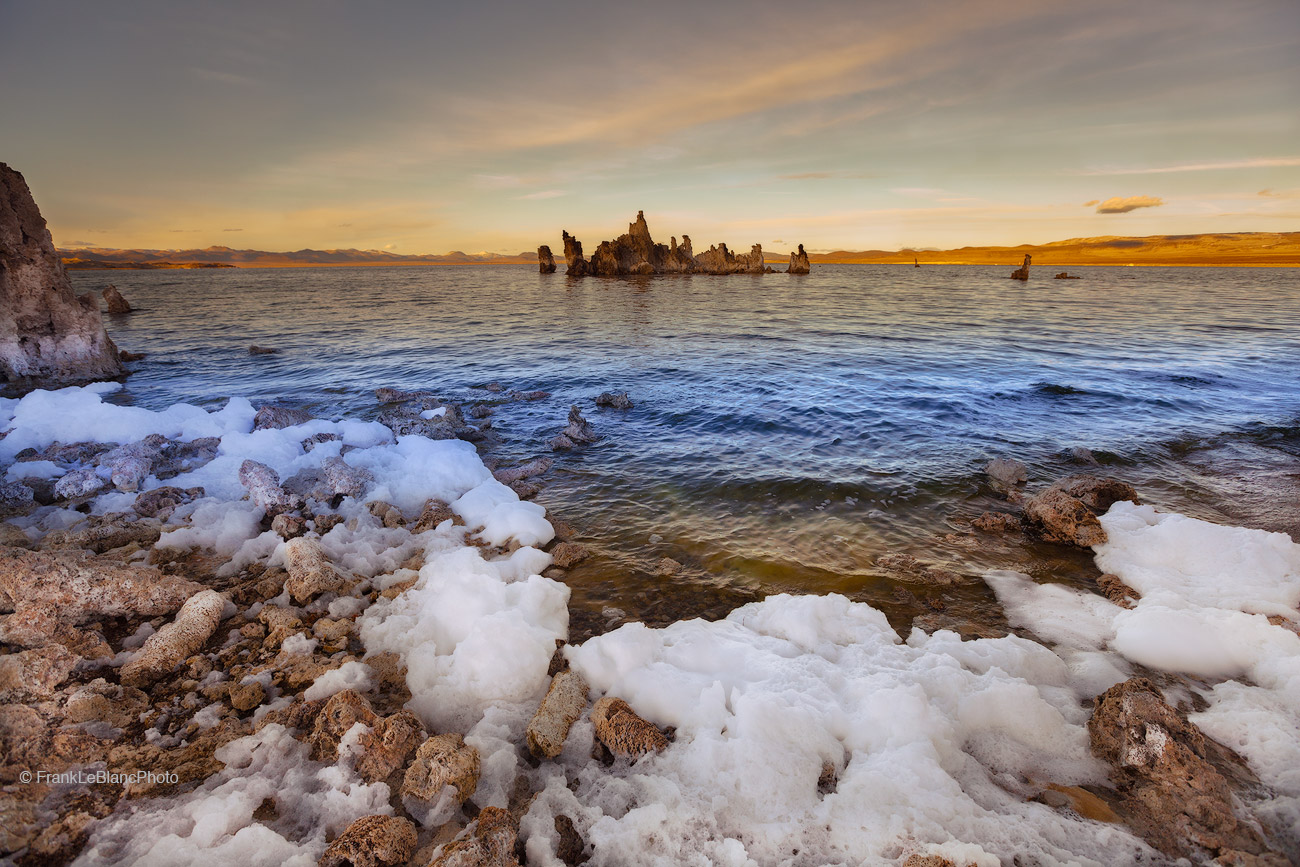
[118,589,226,686]
[1023,475,1138,547]
[0,163,125,384]
[1088,678,1283,862]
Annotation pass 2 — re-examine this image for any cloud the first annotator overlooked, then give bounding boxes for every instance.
[779,171,876,180]
[1083,199,1099,207]
[518,190,567,200]
[222,227,243,232]
[1080,157,1300,176]
[1095,196,1164,214]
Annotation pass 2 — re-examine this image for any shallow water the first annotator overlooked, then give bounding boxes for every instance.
[73,264,1300,630]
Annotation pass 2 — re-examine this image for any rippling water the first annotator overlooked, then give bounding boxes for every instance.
[72,264,1300,632]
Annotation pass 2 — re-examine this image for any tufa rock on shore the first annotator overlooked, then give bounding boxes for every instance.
[558,211,804,277]
[101,284,132,314]
[0,163,125,384]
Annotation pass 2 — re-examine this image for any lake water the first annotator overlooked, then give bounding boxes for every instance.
[74,264,1300,634]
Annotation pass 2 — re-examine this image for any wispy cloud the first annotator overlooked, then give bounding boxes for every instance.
[519,190,567,200]
[1095,195,1165,213]
[1080,157,1300,175]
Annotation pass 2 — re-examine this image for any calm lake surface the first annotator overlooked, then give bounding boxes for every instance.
[75,265,1300,633]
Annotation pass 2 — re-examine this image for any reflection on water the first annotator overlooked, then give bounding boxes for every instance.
[75,264,1300,631]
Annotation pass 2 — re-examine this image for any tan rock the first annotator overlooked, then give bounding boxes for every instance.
[430,806,519,867]
[25,808,96,865]
[1024,475,1138,547]
[40,512,162,553]
[548,541,590,569]
[308,689,424,782]
[590,696,668,759]
[0,162,124,383]
[252,405,312,430]
[230,681,266,712]
[787,244,811,274]
[527,669,589,759]
[238,459,303,517]
[0,643,78,701]
[321,814,417,867]
[65,678,148,728]
[0,703,49,779]
[971,511,1021,533]
[313,617,353,652]
[402,732,481,811]
[133,485,204,519]
[493,457,553,485]
[0,522,32,548]
[119,590,226,686]
[1089,678,1281,861]
[259,604,305,648]
[0,547,202,648]
[283,536,352,603]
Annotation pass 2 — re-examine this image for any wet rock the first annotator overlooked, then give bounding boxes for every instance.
[229,680,266,712]
[590,696,668,759]
[1088,678,1280,861]
[238,459,303,516]
[492,457,552,485]
[23,808,97,865]
[153,437,220,478]
[0,644,78,701]
[507,389,550,402]
[308,689,379,761]
[412,498,458,532]
[101,284,132,314]
[469,404,494,419]
[538,245,557,273]
[368,500,406,529]
[302,431,342,452]
[248,345,278,355]
[133,485,204,519]
[252,405,312,430]
[875,553,962,585]
[403,732,481,812]
[119,349,147,362]
[0,547,202,648]
[0,481,35,517]
[0,162,125,383]
[594,391,633,409]
[283,536,352,603]
[1068,446,1100,465]
[787,244,811,274]
[527,669,589,759]
[1010,253,1031,281]
[0,523,32,547]
[985,457,1027,491]
[1096,572,1139,607]
[259,604,305,648]
[561,405,599,444]
[430,806,519,867]
[320,814,417,867]
[1024,475,1139,547]
[653,557,683,575]
[561,230,589,277]
[375,387,435,403]
[321,455,373,498]
[271,513,308,539]
[549,434,575,452]
[119,589,226,686]
[65,678,148,728]
[548,541,590,569]
[53,467,107,500]
[1054,272,1081,280]
[40,512,162,553]
[554,814,588,866]
[971,511,1021,534]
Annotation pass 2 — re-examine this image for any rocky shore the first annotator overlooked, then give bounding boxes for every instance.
[552,212,808,277]
[0,384,1297,866]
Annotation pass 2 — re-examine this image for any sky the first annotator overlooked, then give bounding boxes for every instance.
[1,0,1298,254]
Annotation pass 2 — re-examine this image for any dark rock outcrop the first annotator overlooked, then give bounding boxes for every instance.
[538,245,557,274]
[558,212,802,277]
[0,163,125,383]
[1023,475,1138,547]
[787,244,811,274]
[101,284,132,314]
[1010,254,1031,281]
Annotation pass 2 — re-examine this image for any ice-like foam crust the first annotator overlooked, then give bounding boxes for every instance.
[989,500,1300,844]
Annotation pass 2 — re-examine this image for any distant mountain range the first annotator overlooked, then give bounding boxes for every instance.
[60,245,536,269]
[59,232,1300,269]
[810,231,1300,267]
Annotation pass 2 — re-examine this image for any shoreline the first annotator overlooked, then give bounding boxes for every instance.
[1,383,1297,864]
[62,259,1300,270]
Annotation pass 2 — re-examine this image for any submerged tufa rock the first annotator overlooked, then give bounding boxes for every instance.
[538,245,557,273]
[0,162,125,384]
[1010,254,1031,281]
[101,284,132,314]
[787,244,811,274]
